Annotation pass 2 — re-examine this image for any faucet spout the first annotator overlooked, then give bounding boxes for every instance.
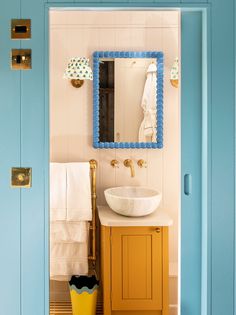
[124,159,135,177]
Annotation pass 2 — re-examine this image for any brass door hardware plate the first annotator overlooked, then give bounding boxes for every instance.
[11,167,32,188]
[11,19,31,39]
[11,49,31,70]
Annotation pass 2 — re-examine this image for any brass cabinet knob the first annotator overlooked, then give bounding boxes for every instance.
[155,227,161,233]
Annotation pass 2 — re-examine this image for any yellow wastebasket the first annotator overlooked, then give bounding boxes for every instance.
[69,275,99,315]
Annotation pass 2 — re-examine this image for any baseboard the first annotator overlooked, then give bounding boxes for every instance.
[169,262,178,314]
[169,304,178,315]
[169,273,178,305]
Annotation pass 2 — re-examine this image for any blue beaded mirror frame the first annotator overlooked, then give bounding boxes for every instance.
[93,51,164,149]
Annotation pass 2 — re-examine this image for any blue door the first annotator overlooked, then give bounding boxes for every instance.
[0,1,235,315]
[181,11,203,315]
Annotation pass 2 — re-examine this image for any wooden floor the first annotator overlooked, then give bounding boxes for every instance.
[50,300,103,315]
[50,302,72,315]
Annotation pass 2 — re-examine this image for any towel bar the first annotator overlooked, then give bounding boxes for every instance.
[89,159,97,262]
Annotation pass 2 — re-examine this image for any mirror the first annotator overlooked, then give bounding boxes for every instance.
[93,51,164,149]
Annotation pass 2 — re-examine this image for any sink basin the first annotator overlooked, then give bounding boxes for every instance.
[104,186,161,217]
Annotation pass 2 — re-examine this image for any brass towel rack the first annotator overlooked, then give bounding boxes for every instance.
[89,159,97,262]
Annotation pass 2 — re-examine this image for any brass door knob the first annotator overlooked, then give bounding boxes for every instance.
[17,173,26,182]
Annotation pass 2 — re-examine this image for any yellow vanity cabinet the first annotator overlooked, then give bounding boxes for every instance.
[101,225,169,315]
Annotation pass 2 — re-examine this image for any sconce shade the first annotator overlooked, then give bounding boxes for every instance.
[170,57,179,88]
[64,57,93,81]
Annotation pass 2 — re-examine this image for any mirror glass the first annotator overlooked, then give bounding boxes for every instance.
[93,51,164,149]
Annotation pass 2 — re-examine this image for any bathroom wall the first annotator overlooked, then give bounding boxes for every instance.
[50,10,180,311]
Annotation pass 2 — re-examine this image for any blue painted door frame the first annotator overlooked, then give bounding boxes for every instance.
[0,1,234,315]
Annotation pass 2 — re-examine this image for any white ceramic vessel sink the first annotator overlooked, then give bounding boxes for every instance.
[104,186,161,217]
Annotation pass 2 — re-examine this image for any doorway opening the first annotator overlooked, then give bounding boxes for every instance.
[49,9,181,315]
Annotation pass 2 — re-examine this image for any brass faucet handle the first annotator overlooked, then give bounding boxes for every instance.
[137,159,148,168]
[123,159,132,167]
[110,159,119,168]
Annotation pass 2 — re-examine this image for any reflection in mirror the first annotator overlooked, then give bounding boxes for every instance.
[99,60,115,142]
[99,58,157,143]
[93,52,164,149]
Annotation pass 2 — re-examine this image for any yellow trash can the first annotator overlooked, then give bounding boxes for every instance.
[69,275,99,315]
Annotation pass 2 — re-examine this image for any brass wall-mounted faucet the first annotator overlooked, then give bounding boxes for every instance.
[124,159,135,177]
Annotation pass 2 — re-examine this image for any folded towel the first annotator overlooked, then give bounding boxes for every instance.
[66,163,92,221]
[50,163,67,221]
[50,221,88,243]
[50,242,88,281]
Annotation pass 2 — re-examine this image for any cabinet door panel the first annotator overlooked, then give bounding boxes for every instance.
[111,227,162,311]
[122,235,152,300]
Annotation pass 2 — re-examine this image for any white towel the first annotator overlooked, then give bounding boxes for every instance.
[50,163,67,221]
[50,221,88,243]
[66,163,92,221]
[49,162,92,280]
[50,242,88,281]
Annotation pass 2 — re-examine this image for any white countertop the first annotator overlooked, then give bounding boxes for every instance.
[98,205,173,227]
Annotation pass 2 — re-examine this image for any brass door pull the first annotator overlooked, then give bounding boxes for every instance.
[11,167,32,188]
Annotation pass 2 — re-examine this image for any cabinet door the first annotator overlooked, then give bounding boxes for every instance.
[111,227,162,311]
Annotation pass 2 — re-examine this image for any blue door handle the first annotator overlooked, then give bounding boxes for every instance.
[184,174,192,195]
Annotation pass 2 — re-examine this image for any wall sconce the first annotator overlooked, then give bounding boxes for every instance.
[64,57,93,88]
[170,57,179,88]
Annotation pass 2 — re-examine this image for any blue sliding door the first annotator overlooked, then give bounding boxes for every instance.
[181,10,203,315]
[0,0,48,314]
